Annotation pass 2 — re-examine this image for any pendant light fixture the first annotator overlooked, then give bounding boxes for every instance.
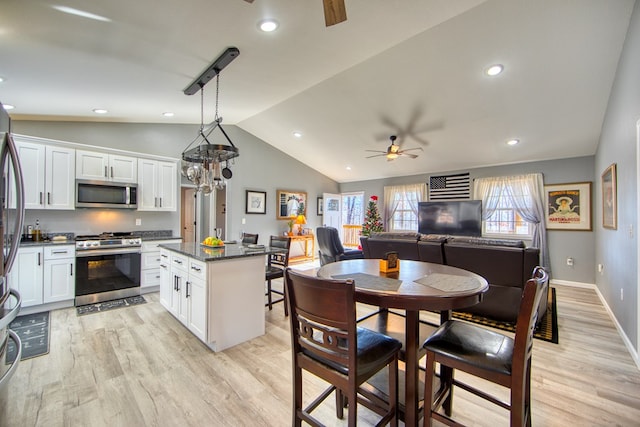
[181,48,240,194]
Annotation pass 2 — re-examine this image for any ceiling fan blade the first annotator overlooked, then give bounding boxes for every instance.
[366,153,387,158]
[323,0,347,26]
[243,0,255,3]
[401,153,420,159]
[399,147,424,153]
[365,149,386,153]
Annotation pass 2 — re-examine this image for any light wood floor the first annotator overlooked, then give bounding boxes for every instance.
[1,277,640,426]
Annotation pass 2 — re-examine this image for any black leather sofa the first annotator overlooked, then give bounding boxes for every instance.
[360,232,545,324]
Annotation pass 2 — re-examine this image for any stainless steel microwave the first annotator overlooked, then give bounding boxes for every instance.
[76,180,137,209]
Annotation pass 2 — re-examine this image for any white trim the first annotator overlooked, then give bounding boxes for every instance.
[553,279,640,369]
[636,118,640,360]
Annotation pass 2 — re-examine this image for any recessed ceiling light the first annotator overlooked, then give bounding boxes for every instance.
[485,64,504,76]
[92,108,108,114]
[0,77,4,83]
[346,166,352,171]
[293,131,302,138]
[3,104,15,110]
[162,112,175,117]
[506,139,520,146]
[52,5,111,22]
[258,19,279,32]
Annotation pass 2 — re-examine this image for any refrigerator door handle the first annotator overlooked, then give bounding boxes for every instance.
[1,132,25,275]
[0,330,22,390]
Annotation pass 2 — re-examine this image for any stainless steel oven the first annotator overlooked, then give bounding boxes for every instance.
[75,233,142,306]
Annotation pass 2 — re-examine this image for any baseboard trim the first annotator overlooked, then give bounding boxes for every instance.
[552,279,640,370]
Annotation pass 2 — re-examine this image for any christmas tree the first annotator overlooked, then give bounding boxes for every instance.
[362,195,384,236]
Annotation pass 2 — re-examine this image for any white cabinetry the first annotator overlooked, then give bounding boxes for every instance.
[163,251,207,342]
[14,140,75,210]
[43,245,75,303]
[141,239,181,291]
[137,159,177,211]
[76,150,137,183]
[7,246,44,307]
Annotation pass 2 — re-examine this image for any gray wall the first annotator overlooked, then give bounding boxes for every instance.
[595,0,640,349]
[340,156,596,284]
[13,121,340,244]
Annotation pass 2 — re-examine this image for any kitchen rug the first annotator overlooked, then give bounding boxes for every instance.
[5,311,50,364]
[76,295,147,316]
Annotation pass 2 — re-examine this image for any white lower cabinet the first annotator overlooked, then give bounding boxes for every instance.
[43,245,75,303]
[163,252,207,342]
[141,239,181,291]
[8,244,75,308]
[8,247,44,307]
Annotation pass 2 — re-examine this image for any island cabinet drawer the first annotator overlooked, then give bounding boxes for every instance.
[171,253,189,272]
[189,259,207,280]
[159,249,170,264]
[44,245,75,259]
[141,269,161,287]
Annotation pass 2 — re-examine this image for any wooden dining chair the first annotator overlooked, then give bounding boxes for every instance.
[421,266,549,427]
[265,235,291,311]
[284,268,402,426]
[241,232,259,245]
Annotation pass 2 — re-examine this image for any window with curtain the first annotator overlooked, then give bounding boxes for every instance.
[473,173,549,269]
[383,184,427,231]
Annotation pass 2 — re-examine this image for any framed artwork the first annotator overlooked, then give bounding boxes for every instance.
[544,182,592,231]
[245,190,266,214]
[602,163,617,229]
[276,190,307,219]
[317,197,323,215]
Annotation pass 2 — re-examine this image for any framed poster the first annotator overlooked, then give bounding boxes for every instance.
[602,163,617,229]
[245,190,266,214]
[317,197,323,215]
[544,182,592,231]
[276,190,307,219]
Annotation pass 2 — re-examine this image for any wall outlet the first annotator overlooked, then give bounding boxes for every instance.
[135,218,142,226]
[242,218,246,225]
[598,263,604,273]
[566,257,574,266]
[621,288,624,301]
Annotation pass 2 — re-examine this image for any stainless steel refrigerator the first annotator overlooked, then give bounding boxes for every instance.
[0,103,25,391]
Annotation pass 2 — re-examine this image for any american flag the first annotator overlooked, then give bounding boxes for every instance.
[428,173,470,200]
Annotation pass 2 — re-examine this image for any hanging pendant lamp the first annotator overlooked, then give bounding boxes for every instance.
[181,48,240,194]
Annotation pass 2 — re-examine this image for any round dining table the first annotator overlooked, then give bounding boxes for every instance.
[317,259,488,427]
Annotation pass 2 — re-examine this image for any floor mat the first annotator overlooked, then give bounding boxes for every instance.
[5,311,50,364]
[76,295,147,316]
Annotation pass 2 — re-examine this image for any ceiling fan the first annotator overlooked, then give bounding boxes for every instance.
[243,0,347,27]
[366,135,423,161]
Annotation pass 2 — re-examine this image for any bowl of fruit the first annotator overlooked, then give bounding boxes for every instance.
[201,236,225,248]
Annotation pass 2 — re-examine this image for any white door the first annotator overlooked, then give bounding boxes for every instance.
[15,141,46,209]
[323,192,342,239]
[138,158,158,210]
[187,277,207,341]
[76,150,109,180]
[158,161,177,211]
[8,247,44,307]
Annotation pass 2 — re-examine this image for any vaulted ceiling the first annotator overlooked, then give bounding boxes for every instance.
[1,0,635,182]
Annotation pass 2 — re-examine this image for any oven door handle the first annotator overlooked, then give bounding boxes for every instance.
[76,248,142,257]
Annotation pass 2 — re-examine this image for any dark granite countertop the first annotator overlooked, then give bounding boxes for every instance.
[159,242,285,262]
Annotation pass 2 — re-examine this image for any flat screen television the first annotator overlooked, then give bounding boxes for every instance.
[418,200,482,237]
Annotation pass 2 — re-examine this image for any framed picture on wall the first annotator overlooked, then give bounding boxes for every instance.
[602,163,617,229]
[544,182,592,231]
[317,197,323,215]
[276,190,307,219]
[245,190,267,214]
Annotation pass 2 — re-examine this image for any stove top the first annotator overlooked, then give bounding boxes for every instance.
[75,232,142,250]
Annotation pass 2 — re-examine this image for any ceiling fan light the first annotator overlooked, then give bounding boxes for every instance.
[386,153,398,160]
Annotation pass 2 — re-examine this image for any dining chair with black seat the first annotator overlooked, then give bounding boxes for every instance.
[421,266,549,427]
[284,268,402,426]
[316,226,364,266]
[241,232,259,245]
[265,235,291,311]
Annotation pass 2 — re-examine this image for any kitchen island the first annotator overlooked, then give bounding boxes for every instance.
[158,242,283,351]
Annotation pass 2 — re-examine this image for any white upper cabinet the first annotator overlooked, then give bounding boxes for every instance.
[137,158,177,211]
[76,150,137,183]
[14,140,75,210]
